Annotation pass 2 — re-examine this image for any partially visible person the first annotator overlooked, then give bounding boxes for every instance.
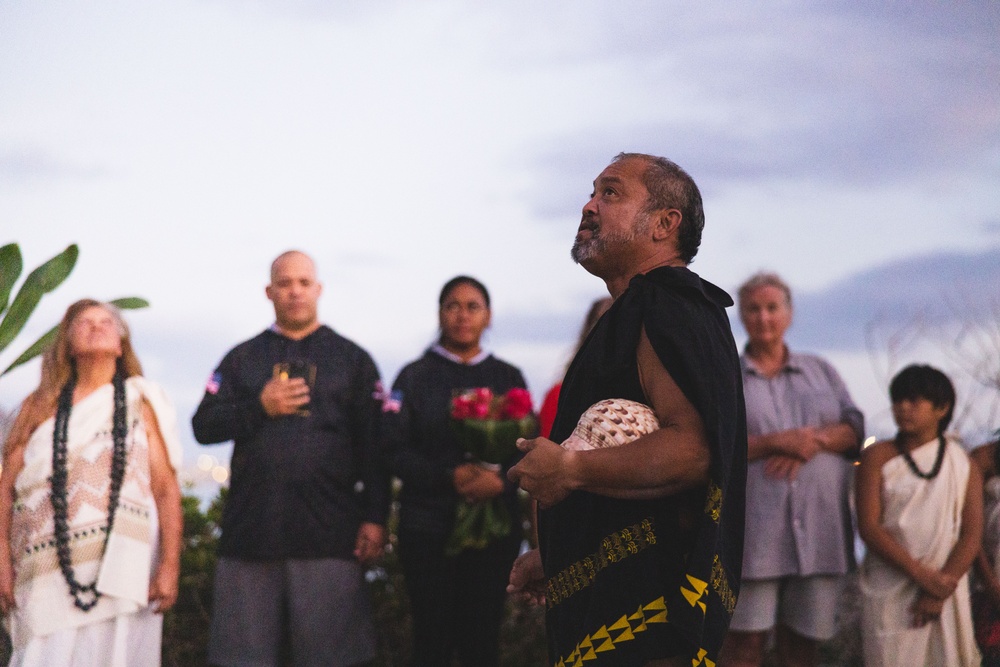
[382,276,530,667]
[0,299,183,666]
[538,297,613,438]
[192,250,388,667]
[971,436,1000,666]
[719,272,863,667]
[856,364,981,667]
[508,153,746,667]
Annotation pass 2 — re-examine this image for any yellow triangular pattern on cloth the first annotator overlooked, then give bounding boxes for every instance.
[557,596,672,666]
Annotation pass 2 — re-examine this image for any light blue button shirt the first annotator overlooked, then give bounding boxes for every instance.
[741,349,864,579]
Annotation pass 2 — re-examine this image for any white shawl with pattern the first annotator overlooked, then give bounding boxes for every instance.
[6,377,182,647]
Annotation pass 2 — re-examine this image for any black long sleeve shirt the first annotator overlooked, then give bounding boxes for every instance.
[382,348,529,536]
[191,325,389,560]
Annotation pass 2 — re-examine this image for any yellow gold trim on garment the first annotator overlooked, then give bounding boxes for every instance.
[545,518,656,609]
[710,554,737,614]
[692,647,716,667]
[680,574,709,615]
[554,596,670,667]
[703,482,722,522]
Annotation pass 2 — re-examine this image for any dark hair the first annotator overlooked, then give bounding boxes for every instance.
[889,364,956,434]
[614,152,705,264]
[439,275,490,308]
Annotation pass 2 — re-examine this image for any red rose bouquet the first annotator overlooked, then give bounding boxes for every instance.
[446,387,535,556]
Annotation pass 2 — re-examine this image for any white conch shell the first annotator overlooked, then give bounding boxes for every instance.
[561,398,660,451]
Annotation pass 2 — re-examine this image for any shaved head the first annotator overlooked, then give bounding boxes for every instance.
[270,250,315,283]
[266,250,322,338]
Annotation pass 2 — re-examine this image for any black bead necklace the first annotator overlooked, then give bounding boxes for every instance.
[894,434,946,480]
[50,366,129,611]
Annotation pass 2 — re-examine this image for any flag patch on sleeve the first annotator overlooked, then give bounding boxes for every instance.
[382,390,403,413]
[206,372,222,395]
[372,381,402,413]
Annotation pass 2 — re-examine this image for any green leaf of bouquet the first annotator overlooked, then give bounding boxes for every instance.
[0,244,78,354]
[0,243,24,316]
[0,324,57,377]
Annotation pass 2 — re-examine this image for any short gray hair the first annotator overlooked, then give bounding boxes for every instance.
[613,152,705,264]
[737,272,792,308]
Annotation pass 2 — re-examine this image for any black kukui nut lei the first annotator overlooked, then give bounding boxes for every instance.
[50,363,129,612]
[894,433,947,480]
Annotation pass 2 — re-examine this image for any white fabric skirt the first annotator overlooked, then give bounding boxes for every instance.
[8,605,162,667]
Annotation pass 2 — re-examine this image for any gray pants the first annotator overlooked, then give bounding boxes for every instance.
[208,557,376,667]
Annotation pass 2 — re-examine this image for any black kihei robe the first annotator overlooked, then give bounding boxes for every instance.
[539,266,747,666]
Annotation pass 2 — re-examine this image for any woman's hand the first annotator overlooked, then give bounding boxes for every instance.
[454,463,504,502]
[763,455,802,480]
[784,427,825,461]
[148,562,179,613]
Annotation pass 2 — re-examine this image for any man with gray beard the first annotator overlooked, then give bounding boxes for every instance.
[508,153,747,667]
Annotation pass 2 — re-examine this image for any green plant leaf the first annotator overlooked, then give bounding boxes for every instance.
[108,296,150,310]
[0,243,24,316]
[0,244,78,354]
[0,324,57,377]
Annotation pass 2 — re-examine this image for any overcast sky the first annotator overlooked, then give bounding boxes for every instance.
[3,1,999,489]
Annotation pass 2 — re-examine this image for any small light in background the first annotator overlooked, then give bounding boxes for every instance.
[211,466,229,484]
[197,454,215,471]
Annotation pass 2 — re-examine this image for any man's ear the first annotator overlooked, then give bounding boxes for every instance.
[651,209,682,241]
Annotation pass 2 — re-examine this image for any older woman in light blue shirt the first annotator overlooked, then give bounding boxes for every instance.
[719,272,863,667]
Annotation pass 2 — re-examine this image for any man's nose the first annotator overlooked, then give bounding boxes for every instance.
[582,195,598,217]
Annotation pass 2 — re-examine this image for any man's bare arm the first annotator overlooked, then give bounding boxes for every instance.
[509,328,710,506]
[581,327,710,495]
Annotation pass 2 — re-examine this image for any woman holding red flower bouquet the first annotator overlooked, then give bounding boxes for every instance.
[383,276,534,667]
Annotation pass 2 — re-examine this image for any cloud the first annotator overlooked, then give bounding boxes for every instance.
[492,309,584,346]
[0,147,105,184]
[202,0,414,22]
[744,247,1000,352]
[518,1,1000,220]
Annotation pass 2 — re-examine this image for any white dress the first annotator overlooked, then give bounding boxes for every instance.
[859,437,981,667]
[5,378,182,667]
